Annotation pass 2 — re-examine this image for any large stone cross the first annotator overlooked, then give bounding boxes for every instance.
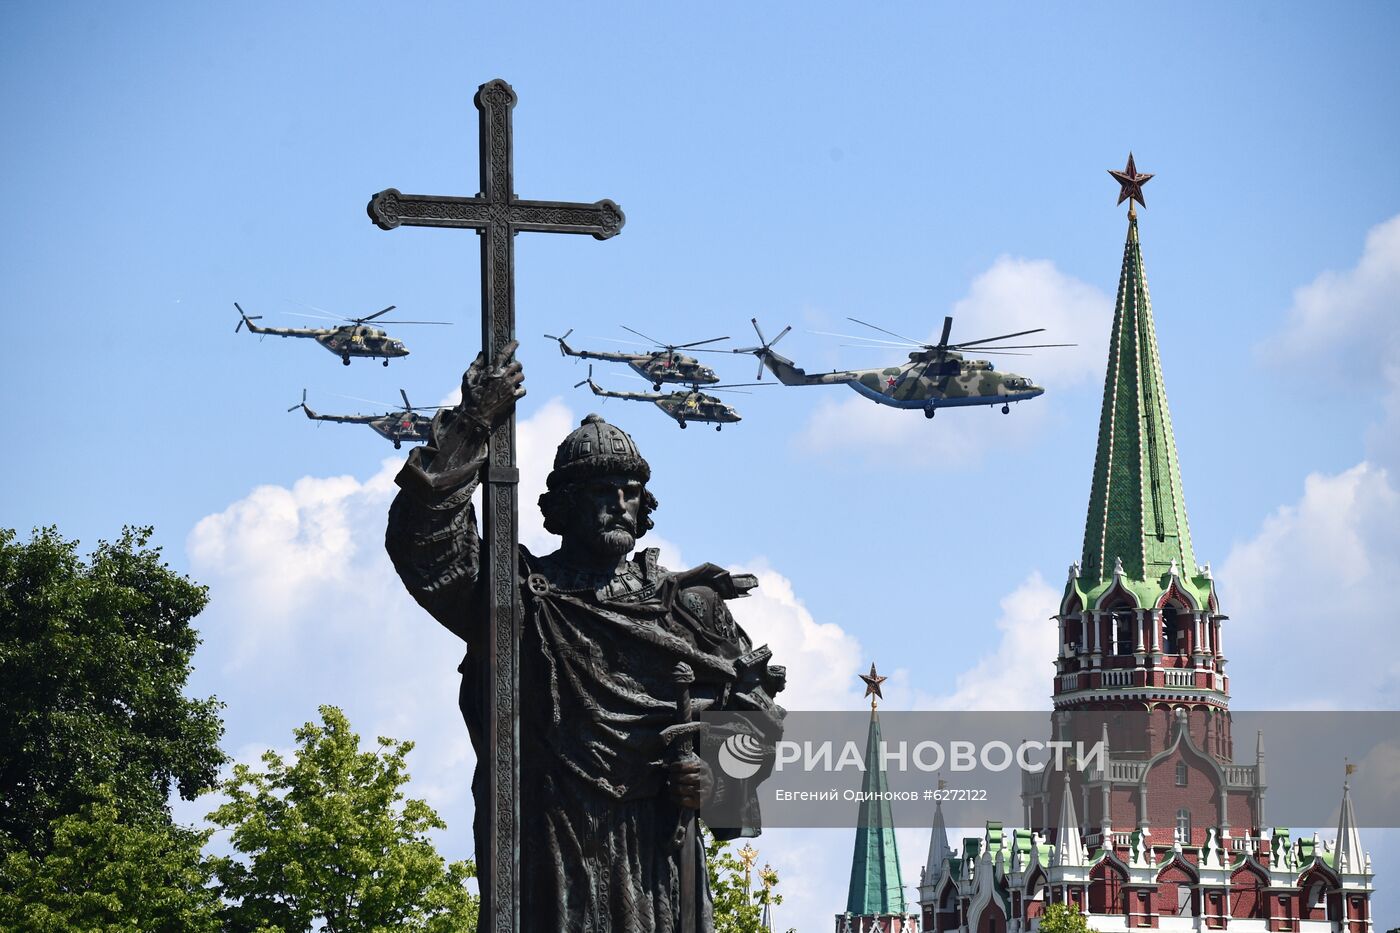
[367,78,624,932]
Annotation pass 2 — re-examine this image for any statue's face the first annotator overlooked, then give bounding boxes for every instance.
[564,472,644,559]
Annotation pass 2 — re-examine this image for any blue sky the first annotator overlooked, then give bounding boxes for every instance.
[4,3,1400,930]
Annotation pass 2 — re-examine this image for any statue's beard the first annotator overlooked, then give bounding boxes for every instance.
[595,527,636,558]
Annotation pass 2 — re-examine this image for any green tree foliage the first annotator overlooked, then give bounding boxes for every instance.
[1040,902,1096,933]
[703,828,786,933]
[0,526,226,857]
[0,787,221,933]
[208,706,478,933]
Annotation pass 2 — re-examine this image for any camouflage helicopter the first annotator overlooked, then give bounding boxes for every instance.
[544,326,730,390]
[235,302,450,366]
[734,316,1071,418]
[572,367,757,431]
[288,389,444,448]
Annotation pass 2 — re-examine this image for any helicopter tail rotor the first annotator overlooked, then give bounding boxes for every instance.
[234,302,263,333]
[544,328,575,356]
[573,364,597,391]
[288,388,307,413]
[731,318,792,380]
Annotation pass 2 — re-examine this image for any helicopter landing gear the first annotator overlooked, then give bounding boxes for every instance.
[677,418,687,430]
[924,407,936,419]
[342,355,351,366]
[715,424,722,432]
[393,440,402,450]
[654,383,662,391]
[383,359,389,367]
[1002,404,1010,414]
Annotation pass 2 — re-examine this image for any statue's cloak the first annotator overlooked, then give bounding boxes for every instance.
[453,548,780,933]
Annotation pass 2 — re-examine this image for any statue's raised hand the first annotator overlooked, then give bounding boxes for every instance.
[405,342,525,483]
[461,339,525,428]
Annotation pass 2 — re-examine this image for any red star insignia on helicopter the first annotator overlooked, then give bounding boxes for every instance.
[886,376,897,389]
[1108,152,1153,209]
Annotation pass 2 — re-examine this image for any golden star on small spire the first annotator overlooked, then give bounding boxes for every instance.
[860,662,888,709]
[1109,152,1154,213]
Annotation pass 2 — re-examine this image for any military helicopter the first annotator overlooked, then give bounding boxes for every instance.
[235,302,450,366]
[572,367,757,431]
[733,316,1071,418]
[544,327,730,390]
[288,389,444,448]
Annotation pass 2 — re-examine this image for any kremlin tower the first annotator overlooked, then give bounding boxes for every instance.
[909,158,1375,933]
[838,664,918,932]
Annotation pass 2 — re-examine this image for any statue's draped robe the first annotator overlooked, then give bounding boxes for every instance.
[385,417,782,932]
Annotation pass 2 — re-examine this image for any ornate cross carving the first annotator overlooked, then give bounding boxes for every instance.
[367,78,624,932]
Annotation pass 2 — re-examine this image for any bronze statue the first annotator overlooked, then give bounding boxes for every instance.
[385,344,785,932]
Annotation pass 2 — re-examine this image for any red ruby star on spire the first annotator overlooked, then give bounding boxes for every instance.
[1109,152,1154,210]
[859,663,888,709]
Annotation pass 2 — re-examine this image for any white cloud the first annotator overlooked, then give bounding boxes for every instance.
[796,256,1110,466]
[727,559,867,712]
[516,397,577,555]
[917,572,1059,711]
[1269,213,1400,365]
[1220,462,1400,708]
[188,458,403,665]
[949,257,1112,387]
[1266,212,1400,466]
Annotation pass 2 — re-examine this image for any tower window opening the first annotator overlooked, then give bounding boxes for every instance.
[1162,606,1186,654]
[1175,760,1188,786]
[1114,613,1135,655]
[1175,808,1192,845]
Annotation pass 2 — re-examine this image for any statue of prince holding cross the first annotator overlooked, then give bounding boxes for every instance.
[373,80,784,933]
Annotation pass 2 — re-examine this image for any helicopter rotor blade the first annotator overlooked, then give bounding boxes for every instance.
[733,319,793,379]
[330,392,397,409]
[621,324,664,346]
[847,317,925,346]
[234,302,264,332]
[371,320,452,326]
[284,311,342,322]
[962,342,1077,350]
[814,330,922,348]
[400,389,412,410]
[355,305,398,324]
[671,336,730,351]
[543,329,574,355]
[592,336,653,348]
[936,316,954,348]
[951,327,1047,349]
[285,298,339,318]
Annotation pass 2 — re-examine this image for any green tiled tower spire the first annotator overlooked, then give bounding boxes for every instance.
[845,667,907,917]
[1077,205,1209,608]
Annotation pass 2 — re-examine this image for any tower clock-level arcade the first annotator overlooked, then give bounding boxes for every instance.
[916,160,1375,933]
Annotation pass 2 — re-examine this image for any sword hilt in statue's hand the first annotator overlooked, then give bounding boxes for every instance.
[662,663,712,853]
